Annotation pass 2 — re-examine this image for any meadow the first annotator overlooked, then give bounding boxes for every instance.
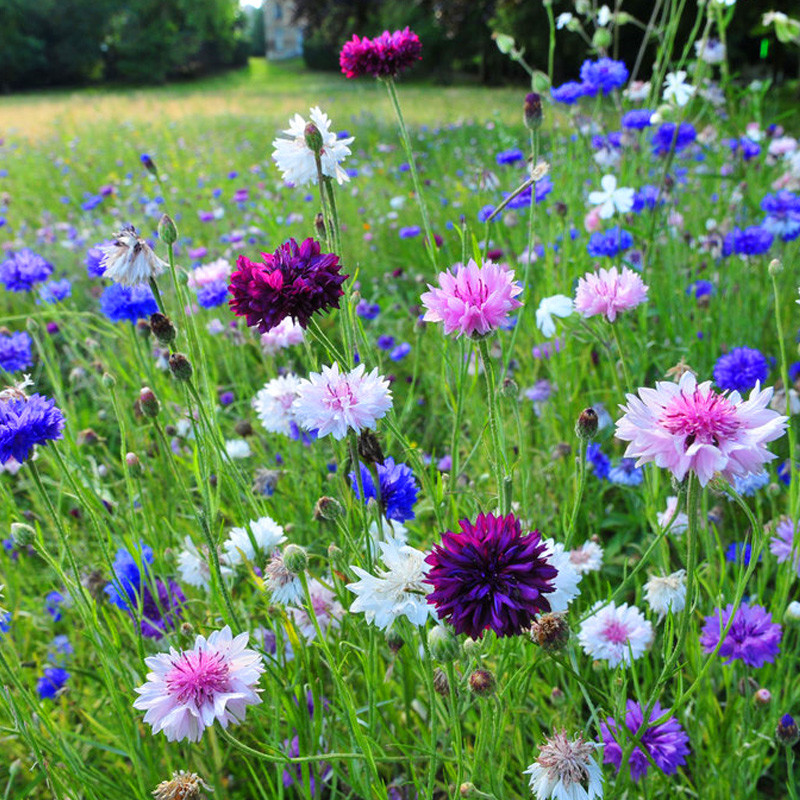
[0,12,799,800]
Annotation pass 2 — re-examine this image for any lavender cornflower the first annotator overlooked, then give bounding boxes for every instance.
[713,347,769,393]
[0,249,54,292]
[770,517,800,576]
[608,458,644,486]
[0,331,33,373]
[700,602,781,667]
[761,191,800,242]
[38,279,72,305]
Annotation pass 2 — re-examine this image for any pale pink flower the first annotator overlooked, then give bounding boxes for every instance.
[260,317,305,354]
[133,626,264,742]
[293,363,392,440]
[187,258,232,289]
[420,259,522,338]
[574,266,648,322]
[615,371,788,487]
[584,208,603,232]
[578,601,653,668]
[287,578,344,640]
[569,541,604,575]
[252,374,303,437]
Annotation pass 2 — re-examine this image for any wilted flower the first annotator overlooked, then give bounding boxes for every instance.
[100,226,167,287]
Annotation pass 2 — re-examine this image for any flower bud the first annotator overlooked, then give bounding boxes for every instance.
[234,420,253,437]
[468,669,496,697]
[283,544,308,574]
[158,214,178,246]
[768,258,783,276]
[754,688,772,706]
[358,430,385,466]
[592,28,612,50]
[523,92,543,131]
[125,452,141,471]
[575,407,599,440]
[433,667,450,696]
[136,319,151,339]
[168,352,193,382]
[150,312,176,346]
[102,372,116,388]
[314,496,344,522]
[492,32,516,55]
[77,428,99,446]
[315,212,326,239]
[500,377,519,400]
[140,153,158,176]
[777,714,800,746]
[530,613,570,652]
[138,387,160,418]
[427,625,460,662]
[385,628,404,654]
[462,636,483,657]
[786,601,800,621]
[550,686,566,705]
[11,522,36,548]
[304,123,324,155]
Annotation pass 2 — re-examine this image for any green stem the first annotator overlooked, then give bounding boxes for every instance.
[564,439,587,549]
[477,337,508,514]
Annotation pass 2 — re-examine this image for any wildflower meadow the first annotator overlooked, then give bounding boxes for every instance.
[2,4,800,799]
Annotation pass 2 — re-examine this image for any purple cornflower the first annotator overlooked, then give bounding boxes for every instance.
[713,347,769,393]
[229,237,347,333]
[377,335,395,351]
[651,122,697,155]
[503,177,553,210]
[350,457,419,522]
[424,512,557,638]
[45,590,66,622]
[586,443,611,480]
[551,82,591,105]
[99,283,158,324]
[356,300,380,319]
[726,137,761,161]
[770,517,800,575]
[0,331,33,373]
[38,278,72,305]
[632,185,663,212]
[399,226,421,239]
[580,58,629,94]
[86,241,111,277]
[0,249,54,292]
[621,109,654,130]
[700,602,781,667]
[0,393,65,464]
[722,226,774,257]
[761,191,800,242]
[340,28,422,79]
[37,667,70,700]
[600,700,690,781]
[586,227,634,258]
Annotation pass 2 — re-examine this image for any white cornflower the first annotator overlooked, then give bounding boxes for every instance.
[347,536,433,630]
[252,374,303,437]
[596,5,612,27]
[569,541,604,575]
[657,496,689,536]
[588,174,635,219]
[578,601,653,667]
[524,730,604,800]
[662,71,696,107]
[536,295,575,338]
[100,225,167,287]
[224,516,286,566]
[644,570,687,621]
[265,551,303,606]
[176,536,231,590]
[271,106,354,187]
[542,538,582,613]
[556,12,574,29]
[225,439,251,459]
[785,601,800,622]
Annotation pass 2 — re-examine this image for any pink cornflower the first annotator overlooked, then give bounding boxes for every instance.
[578,601,653,668]
[339,28,422,79]
[133,626,264,742]
[420,259,522,338]
[293,363,392,440]
[187,258,232,289]
[260,317,304,355]
[574,265,648,322]
[615,371,787,487]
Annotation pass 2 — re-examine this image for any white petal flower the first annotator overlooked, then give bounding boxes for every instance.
[542,539,582,613]
[663,71,696,107]
[177,536,232,590]
[225,439,251,459]
[597,5,612,26]
[224,516,286,566]
[100,225,167,287]
[578,601,653,667]
[569,541,604,575]
[644,570,687,621]
[536,295,575,338]
[587,174,635,219]
[556,12,574,29]
[524,730,604,800]
[252,374,303,437]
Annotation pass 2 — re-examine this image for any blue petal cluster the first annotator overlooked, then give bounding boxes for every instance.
[350,456,419,522]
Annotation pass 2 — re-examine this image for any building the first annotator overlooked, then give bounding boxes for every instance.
[263,0,304,60]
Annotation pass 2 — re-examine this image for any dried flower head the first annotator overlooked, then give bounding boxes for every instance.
[152,771,210,800]
[100,226,167,287]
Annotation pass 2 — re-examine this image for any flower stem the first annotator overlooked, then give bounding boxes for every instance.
[477,337,508,514]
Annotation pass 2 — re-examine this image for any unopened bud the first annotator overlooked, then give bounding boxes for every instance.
[462,637,483,657]
[592,28,612,50]
[315,212,326,239]
[433,667,450,696]
[138,387,160,418]
[283,544,308,574]
[492,32,516,55]
[158,213,178,245]
[385,628,404,654]
[530,613,570,652]
[125,452,141,470]
[755,688,772,706]
[168,352,193,382]
[500,377,519,400]
[523,92,543,131]
[11,522,36,548]
[738,676,759,697]
[769,258,783,276]
[575,407,599,440]
[427,625,460,662]
[234,420,253,437]
[314,496,344,522]
[357,430,385,465]
[102,372,116,388]
[777,714,800,746]
[140,153,158,176]
[468,669,496,697]
[76,428,99,446]
[150,312,176,345]
[304,123,324,155]
[550,686,566,705]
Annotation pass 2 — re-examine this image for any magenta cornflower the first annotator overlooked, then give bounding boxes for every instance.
[615,371,787,486]
[420,259,522,338]
[574,265,648,322]
[423,512,557,639]
[293,363,392,440]
[699,602,782,667]
[228,237,347,333]
[133,626,264,742]
[339,28,422,79]
[600,700,690,781]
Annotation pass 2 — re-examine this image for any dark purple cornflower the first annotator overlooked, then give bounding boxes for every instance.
[0,393,65,464]
[424,512,557,638]
[700,602,781,667]
[229,237,347,333]
[651,122,697,156]
[0,249,54,292]
[580,58,629,94]
[0,331,33,373]
[600,700,690,781]
[339,28,422,79]
[621,109,654,130]
[551,81,591,105]
[713,346,769,393]
[350,457,419,522]
[722,226,774,257]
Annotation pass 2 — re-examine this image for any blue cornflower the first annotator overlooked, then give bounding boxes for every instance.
[631,185,663,212]
[0,611,10,634]
[778,460,792,486]
[196,279,229,308]
[790,362,800,383]
[502,176,553,210]
[551,81,591,105]
[732,470,770,497]
[99,283,158,323]
[0,393,65,464]
[587,227,634,258]
[104,545,154,610]
[478,204,496,222]
[356,300,380,319]
[377,335,395,351]
[37,667,70,700]
[713,347,769,393]
[81,194,104,211]
[349,457,419,522]
[608,458,644,486]
[0,331,33,373]
[725,542,759,565]
[586,443,611,480]
[621,109,654,130]
[399,226,421,239]
[686,280,714,299]
[726,137,761,161]
[722,226,773,257]
[45,590,65,622]
[580,58,629,94]
[38,278,72,305]
[0,249,54,292]
[496,148,524,165]
[85,241,110,277]
[390,342,411,361]
[48,635,73,661]
[651,122,697,156]
[761,191,800,242]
